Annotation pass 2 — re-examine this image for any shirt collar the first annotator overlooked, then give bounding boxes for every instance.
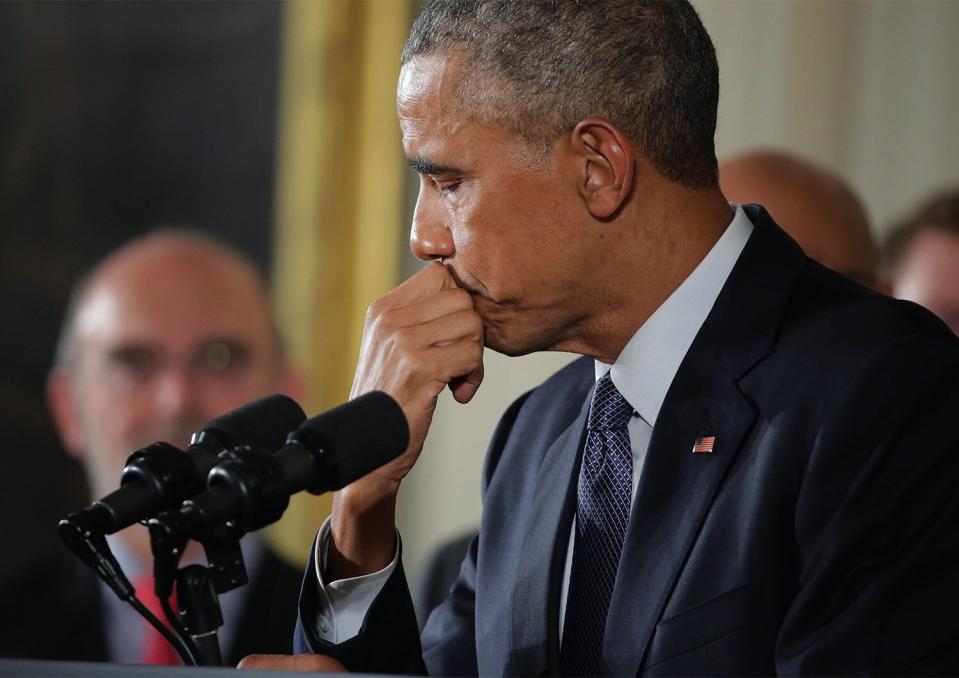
[594,204,754,426]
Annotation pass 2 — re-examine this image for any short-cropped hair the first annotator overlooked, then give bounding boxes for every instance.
[402,0,720,188]
[884,188,959,272]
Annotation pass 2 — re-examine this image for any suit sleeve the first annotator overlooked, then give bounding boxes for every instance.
[419,390,531,675]
[293,390,533,676]
[294,535,425,674]
[775,333,959,674]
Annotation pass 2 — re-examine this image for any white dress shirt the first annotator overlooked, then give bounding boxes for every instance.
[312,205,755,644]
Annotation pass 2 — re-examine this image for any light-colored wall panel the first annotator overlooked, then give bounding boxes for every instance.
[698,0,959,231]
[845,1,959,227]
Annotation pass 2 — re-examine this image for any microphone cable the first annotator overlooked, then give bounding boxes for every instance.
[160,592,203,665]
[129,592,198,666]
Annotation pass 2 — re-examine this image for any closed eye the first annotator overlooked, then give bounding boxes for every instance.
[408,156,465,196]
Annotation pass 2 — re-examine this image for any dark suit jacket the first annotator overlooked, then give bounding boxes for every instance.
[295,206,959,675]
[0,543,302,667]
[416,531,477,628]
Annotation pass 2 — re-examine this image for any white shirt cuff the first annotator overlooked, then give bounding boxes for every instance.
[311,516,399,643]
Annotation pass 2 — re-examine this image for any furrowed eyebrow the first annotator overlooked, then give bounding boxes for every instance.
[407,156,463,176]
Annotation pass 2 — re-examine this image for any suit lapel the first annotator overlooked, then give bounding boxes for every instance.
[507,393,591,677]
[501,206,803,675]
[602,342,757,676]
[602,206,806,675]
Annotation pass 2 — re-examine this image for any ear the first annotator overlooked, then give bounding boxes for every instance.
[569,118,635,219]
[47,368,87,460]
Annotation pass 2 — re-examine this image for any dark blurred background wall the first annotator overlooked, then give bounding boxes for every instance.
[0,0,281,580]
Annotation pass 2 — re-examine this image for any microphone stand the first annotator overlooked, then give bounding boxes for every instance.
[59,512,196,665]
[135,390,409,664]
[148,516,249,666]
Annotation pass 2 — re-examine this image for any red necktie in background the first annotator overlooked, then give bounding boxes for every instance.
[133,574,182,665]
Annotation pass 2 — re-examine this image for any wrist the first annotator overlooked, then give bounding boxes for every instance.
[328,478,400,579]
[336,473,402,514]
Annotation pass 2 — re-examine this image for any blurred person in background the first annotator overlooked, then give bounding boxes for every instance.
[0,230,304,666]
[884,188,959,335]
[720,149,879,288]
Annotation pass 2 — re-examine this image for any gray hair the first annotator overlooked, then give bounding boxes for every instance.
[402,0,720,188]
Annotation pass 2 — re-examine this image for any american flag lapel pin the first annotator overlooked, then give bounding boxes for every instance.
[692,434,716,455]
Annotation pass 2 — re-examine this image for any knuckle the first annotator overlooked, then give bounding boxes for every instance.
[396,351,420,379]
[378,305,401,331]
[393,327,412,349]
[366,298,385,320]
[395,352,410,376]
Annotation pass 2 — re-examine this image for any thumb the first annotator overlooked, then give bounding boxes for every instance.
[449,362,484,403]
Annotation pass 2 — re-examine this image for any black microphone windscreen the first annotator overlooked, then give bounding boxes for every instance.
[202,394,306,450]
[296,391,409,491]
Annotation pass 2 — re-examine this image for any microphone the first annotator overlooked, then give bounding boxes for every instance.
[61,394,307,536]
[148,391,409,539]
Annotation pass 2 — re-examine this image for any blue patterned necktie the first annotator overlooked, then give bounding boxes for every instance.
[560,372,634,676]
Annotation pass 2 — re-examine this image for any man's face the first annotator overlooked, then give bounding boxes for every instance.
[58,245,286,499]
[892,228,959,335]
[398,53,598,356]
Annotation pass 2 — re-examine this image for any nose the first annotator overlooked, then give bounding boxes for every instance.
[153,366,199,424]
[409,191,454,261]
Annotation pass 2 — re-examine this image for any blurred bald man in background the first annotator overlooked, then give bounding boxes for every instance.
[720,149,879,288]
[0,231,304,666]
[885,188,959,335]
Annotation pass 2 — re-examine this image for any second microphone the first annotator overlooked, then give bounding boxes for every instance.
[148,391,409,540]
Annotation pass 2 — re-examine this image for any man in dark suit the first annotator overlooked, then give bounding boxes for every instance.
[416,531,476,627]
[245,1,959,674]
[0,231,304,666]
[419,148,886,629]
